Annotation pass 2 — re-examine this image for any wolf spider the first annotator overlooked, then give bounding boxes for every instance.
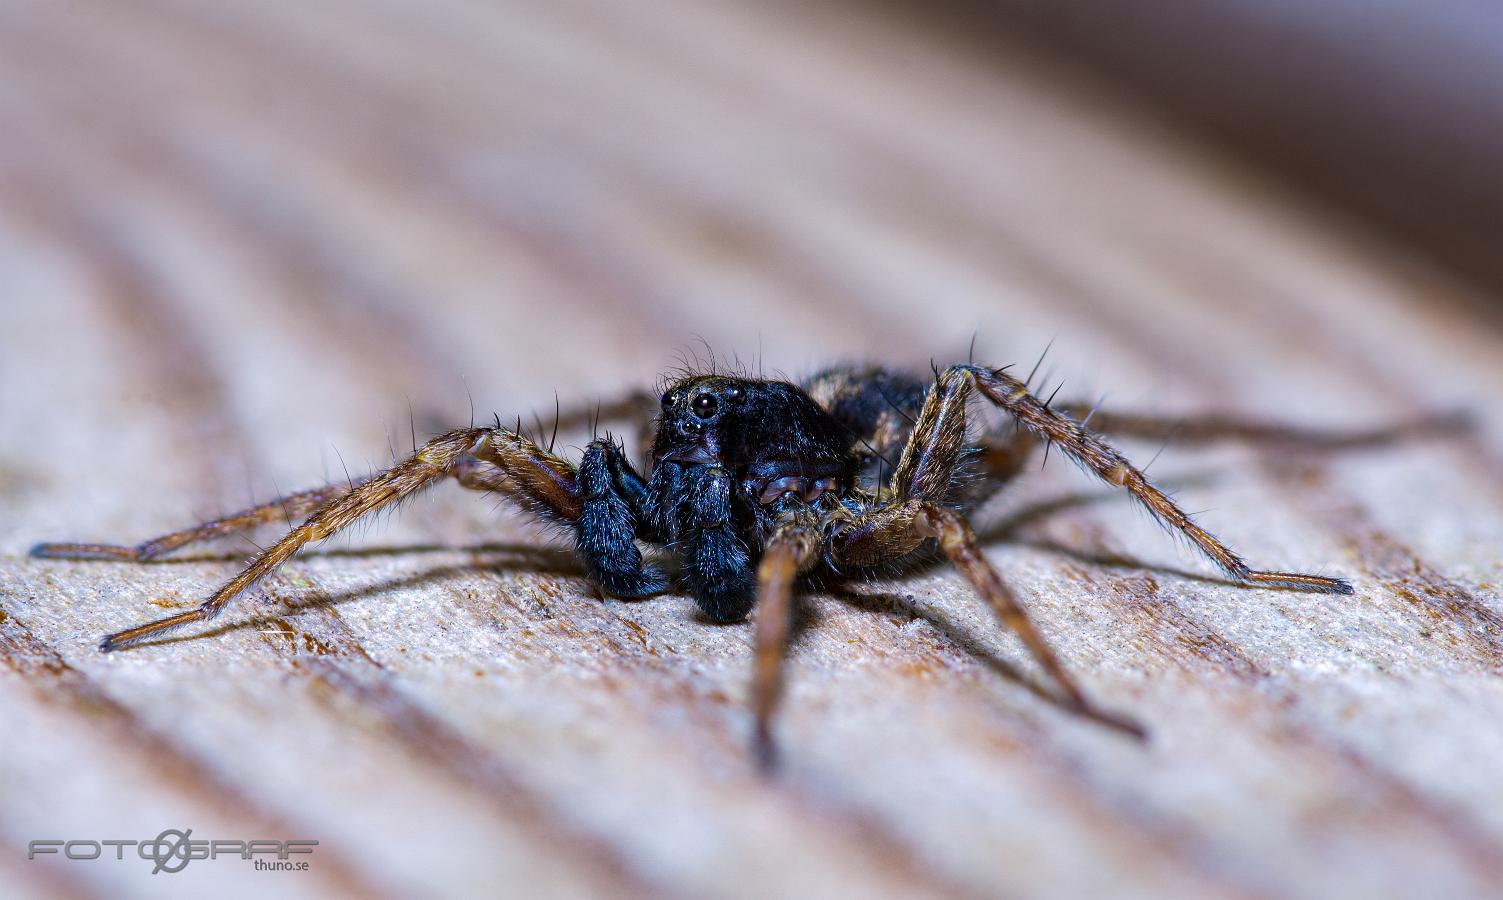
[37,361,1382,768]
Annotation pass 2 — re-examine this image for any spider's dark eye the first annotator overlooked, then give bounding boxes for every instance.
[661,391,680,409]
[691,393,718,418]
[725,385,744,401]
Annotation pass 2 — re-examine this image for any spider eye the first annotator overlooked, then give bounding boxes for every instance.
[661,391,679,409]
[725,385,744,401]
[691,393,718,418]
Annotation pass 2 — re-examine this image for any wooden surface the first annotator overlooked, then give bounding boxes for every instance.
[960,0,1503,299]
[3,1,1503,897]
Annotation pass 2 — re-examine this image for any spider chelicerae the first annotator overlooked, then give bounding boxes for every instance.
[36,360,1384,768]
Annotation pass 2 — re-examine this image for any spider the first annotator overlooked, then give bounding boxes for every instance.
[35,361,1373,768]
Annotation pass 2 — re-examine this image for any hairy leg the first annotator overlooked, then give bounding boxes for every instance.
[31,481,363,562]
[452,455,515,494]
[930,504,1144,735]
[1053,402,1469,449]
[900,366,1351,594]
[951,426,1037,509]
[550,388,660,466]
[826,498,1118,722]
[676,465,758,622]
[576,439,668,597]
[32,389,656,565]
[33,449,560,565]
[749,515,821,771]
[92,427,582,652]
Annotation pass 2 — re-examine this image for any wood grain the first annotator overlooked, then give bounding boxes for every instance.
[2,1,1502,897]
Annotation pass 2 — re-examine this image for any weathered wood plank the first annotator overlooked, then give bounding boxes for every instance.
[2,0,1501,897]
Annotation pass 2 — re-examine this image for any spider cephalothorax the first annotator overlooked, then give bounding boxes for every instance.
[35,361,1367,769]
[619,374,859,622]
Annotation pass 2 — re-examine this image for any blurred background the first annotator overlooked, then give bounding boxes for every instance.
[960,0,1503,306]
[3,1,1503,898]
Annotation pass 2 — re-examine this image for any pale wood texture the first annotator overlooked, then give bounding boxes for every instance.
[3,1,1503,898]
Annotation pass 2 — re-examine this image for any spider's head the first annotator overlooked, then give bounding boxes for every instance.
[651,375,852,470]
[653,375,744,466]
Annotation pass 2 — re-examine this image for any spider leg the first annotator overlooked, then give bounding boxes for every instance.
[94,427,582,652]
[452,455,515,494]
[749,515,821,772]
[951,426,1038,509]
[550,388,660,465]
[823,369,1106,718]
[576,439,668,597]
[550,388,657,436]
[826,498,1123,726]
[31,481,364,562]
[1052,402,1469,450]
[33,451,541,564]
[920,504,1103,717]
[676,465,759,622]
[909,366,1352,594]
